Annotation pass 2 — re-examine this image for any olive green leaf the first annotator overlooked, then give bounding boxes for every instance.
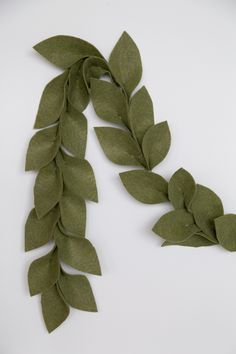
[83,56,110,89]
[120,170,168,204]
[25,207,59,251]
[168,168,196,211]
[55,227,101,275]
[191,184,223,239]
[95,127,144,166]
[34,35,103,69]
[34,160,63,219]
[58,271,97,312]
[68,60,89,112]
[41,285,69,333]
[90,79,128,125]
[34,71,68,129]
[61,154,98,202]
[162,234,215,247]
[61,106,87,158]
[28,248,59,296]
[215,214,236,251]
[129,86,154,144]
[109,31,142,96]
[25,125,60,171]
[142,121,171,170]
[60,188,86,237]
[152,209,200,242]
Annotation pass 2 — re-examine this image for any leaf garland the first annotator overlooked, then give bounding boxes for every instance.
[26,31,236,333]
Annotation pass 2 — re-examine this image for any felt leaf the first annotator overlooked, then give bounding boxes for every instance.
[68,60,89,112]
[34,71,68,129]
[25,207,59,251]
[162,234,215,247]
[61,154,98,202]
[58,271,97,312]
[95,127,144,166]
[120,170,168,204]
[191,184,223,239]
[90,79,128,125]
[60,189,86,237]
[109,31,142,96]
[34,160,63,218]
[41,285,69,333]
[55,227,101,275]
[129,86,154,144]
[61,106,87,158]
[28,248,59,296]
[34,35,103,69]
[152,209,200,242]
[215,214,236,251]
[142,121,171,169]
[83,56,110,89]
[168,168,196,210]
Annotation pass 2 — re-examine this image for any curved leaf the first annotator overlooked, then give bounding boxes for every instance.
[83,56,110,89]
[162,234,215,247]
[215,214,236,251]
[68,60,89,112]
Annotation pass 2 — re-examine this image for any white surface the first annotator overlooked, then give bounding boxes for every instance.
[1,0,236,353]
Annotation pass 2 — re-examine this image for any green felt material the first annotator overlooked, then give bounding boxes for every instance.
[25,207,59,251]
[61,154,98,202]
[153,209,200,242]
[120,170,168,204]
[162,234,215,247]
[58,271,97,312]
[168,168,196,211]
[83,56,110,89]
[191,184,223,240]
[55,227,101,275]
[28,248,59,296]
[60,106,87,158]
[90,79,127,125]
[60,188,86,237]
[34,35,103,69]
[41,284,69,333]
[95,127,144,166]
[25,125,60,171]
[142,121,171,169]
[34,71,68,129]
[68,60,89,112]
[215,214,236,251]
[129,86,154,144]
[109,32,142,96]
[34,160,63,219]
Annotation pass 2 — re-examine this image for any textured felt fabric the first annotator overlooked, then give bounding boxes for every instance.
[215,214,236,251]
[68,60,89,112]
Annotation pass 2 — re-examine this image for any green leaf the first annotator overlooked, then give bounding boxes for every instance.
[55,227,101,275]
[129,86,154,144]
[215,214,236,251]
[34,71,68,129]
[120,170,168,204]
[41,284,69,333]
[25,207,59,251]
[58,271,97,312]
[61,154,98,202]
[34,35,103,69]
[28,248,59,296]
[34,160,63,218]
[162,234,215,247]
[109,31,142,96]
[83,56,110,89]
[61,105,87,158]
[191,184,223,239]
[90,79,128,125]
[68,60,89,112]
[95,127,144,166]
[168,168,196,210]
[25,125,60,171]
[142,121,171,169]
[60,188,86,237]
[152,209,200,242]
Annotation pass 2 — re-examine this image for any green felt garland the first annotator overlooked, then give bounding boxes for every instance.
[25,31,236,333]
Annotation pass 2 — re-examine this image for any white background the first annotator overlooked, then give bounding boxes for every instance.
[1,0,236,353]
